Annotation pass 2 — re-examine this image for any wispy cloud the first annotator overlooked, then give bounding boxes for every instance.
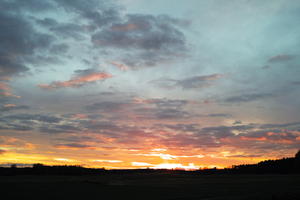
[151,74,224,89]
[268,54,295,63]
[224,93,275,103]
[38,69,112,90]
[0,82,20,98]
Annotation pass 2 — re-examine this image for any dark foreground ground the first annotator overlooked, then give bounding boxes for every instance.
[1,173,299,200]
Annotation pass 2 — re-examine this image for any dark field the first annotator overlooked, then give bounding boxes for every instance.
[1,173,299,199]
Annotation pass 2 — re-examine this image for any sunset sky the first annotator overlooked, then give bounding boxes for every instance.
[0,0,300,169]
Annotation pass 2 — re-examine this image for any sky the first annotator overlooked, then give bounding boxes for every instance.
[0,0,300,169]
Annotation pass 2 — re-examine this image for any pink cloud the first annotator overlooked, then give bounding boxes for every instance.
[38,72,112,90]
[0,82,20,98]
[110,61,130,71]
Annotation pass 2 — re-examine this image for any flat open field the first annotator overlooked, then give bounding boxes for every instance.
[1,173,299,199]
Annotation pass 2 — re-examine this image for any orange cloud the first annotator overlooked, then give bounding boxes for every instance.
[3,104,17,108]
[38,72,112,90]
[0,136,37,150]
[241,136,267,141]
[72,114,88,119]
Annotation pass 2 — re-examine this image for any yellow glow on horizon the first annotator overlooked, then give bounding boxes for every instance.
[151,163,199,170]
[0,147,287,169]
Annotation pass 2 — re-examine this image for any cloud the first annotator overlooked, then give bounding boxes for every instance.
[291,81,300,85]
[133,98,189,109]
[131,162,154,167]
[240,130,299,144]
[36,17,86,40]
[151,74,223,89]
[4,114,62,123]
[92,14,189,68]
[38,69,112,90]
[0,149,6,154]
[110,61,130,71]
[39,124,81,134]
[0,104,30,112]
[157,123,199,133]
[0,82,20,98]
[92,159,123,163]
[224,93,275,103]
[0,0,54,13]
[0,1,56,101]
[49,43,69,54]
[268,54,295,63]
[54,143,96,150]
[0,123,33,131]
[132,105,193,120]
[0,136,36,150]
[151,121,300,152]
[92,14,186,51]
[205,113,231,118]
[135,153,204,160]
[155,108,191,119]
[85,101,128,112]
[0,10,53,80]
[84,97,193,121]
[81,120,124,133]
[54,0,120,27]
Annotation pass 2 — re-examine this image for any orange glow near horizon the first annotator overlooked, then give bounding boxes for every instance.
[0,128,298,170]
[0,146,281,169]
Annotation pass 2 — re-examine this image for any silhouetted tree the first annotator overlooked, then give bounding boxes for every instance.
[295,150,300,160]
[10,164,17,168]
[33,163,44,168]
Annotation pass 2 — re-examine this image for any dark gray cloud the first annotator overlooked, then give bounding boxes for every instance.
[50,23,85,40]
[54,0,120,27]
[156,123,200,133]
[7,124,33,131]
[155,108,191,119]
[39,124,81,134]
[36,17,86,40]
[0,0,55,102]
[4,114,62,123]
[81,120,122,132]
[132,105,192,120]
[91,14,189,68]
[35,17,58,27]
[233,120,242,125]
[176,74,223,89]
[49,43,69,54]
[268,54,295,63]
[85,101,128,112]
[135,98,189,109]
[259,122,300,129]
[0,0,54,13]
[204,113,232,118]
[92,14,186,50]
[224,93,275,103]
[0,123,33,131]
[151,74,223,89]
[155,121,300,150]
[291,81,300,85]
[0,12,52,79]
[201,124,255,137]
[54,143,95,149]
